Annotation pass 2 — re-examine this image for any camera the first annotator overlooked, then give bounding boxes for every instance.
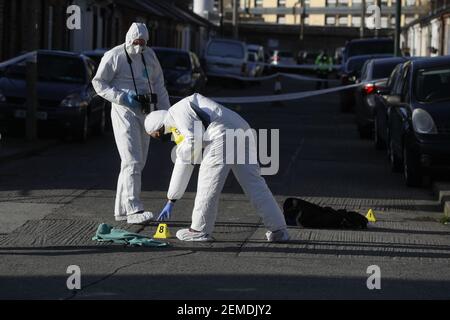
[135,93,157,114]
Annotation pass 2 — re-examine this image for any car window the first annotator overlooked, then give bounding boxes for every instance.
[207,41,244,59]
[360,61,369,80]
[386,64,400,93]
[373,61,402,79]
[415,67,450,103]
[400,65,410,102]
[154,51,191,71]
[38,55,86,83]
[85,59,97,80]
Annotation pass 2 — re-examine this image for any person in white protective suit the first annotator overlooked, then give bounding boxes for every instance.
[144,93,289,242]
[92,23,170,224]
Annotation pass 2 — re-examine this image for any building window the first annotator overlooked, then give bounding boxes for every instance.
[326,0,337,7]
[352,16,361,27]
[352,0,362,4]
[337,0,348,6]
[277,15,286,23]
[278,0,286,7]
[406,0,416,6]
[326,15,336,25]
[304,0,310,6]
[338,16,348,25]
[255,0,263,7]
[381,0,388,6]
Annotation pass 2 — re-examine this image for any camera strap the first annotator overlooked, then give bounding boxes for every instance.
[124,45,154,98]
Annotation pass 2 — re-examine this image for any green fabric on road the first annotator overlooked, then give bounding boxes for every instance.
[92,223,169,247]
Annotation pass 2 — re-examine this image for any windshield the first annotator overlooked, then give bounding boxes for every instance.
[38,55,86,83]
[5,54,86,83]
[372,61,402,79]
[207,41,244,59]
[154,51,191,71]
[415,67,450,103]
[347,41,394,58]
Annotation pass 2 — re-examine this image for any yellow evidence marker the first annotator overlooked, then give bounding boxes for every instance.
[366,209,377,222]
[153,223,171,239]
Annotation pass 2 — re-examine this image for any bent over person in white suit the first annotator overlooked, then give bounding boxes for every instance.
[144,93,289,242]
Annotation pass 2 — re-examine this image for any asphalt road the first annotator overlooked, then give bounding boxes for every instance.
[0,76,449,300]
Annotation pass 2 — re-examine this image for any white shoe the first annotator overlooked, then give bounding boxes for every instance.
[115,215,127,222]
[176,228,212,242]
[126,211,154,224]
[266,229,290,242]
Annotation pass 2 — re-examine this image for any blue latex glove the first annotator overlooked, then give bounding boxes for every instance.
[157,201,174,221]
[121,92,141,109]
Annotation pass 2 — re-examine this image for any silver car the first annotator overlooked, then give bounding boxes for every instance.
[204,39,248,77]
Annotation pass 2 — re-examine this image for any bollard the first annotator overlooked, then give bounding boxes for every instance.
[26,54,38,142]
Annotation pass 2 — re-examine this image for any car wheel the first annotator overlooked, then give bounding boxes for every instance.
[403,144,422,187]
[93,107,106,136]
[374,117,385,150]
[388,138,402,172]
[73,112,89,143]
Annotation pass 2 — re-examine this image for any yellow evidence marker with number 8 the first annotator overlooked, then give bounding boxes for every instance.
[153,223,171,239]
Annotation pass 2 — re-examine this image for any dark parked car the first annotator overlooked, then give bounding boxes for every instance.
[341,38,394,68]
[82,49,112,130]
[82,49,107,66]
[384,56,450,186]
[354,57,408,138]
[0,50,106,141]
[153,47,207,96]
[339,54,393,112]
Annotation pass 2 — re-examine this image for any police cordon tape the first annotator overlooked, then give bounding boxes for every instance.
[210,82,361,104]
[206,71,339,83]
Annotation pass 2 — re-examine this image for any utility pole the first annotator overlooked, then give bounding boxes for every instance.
[232,0,238,39]
[394,0,401,56]
[360,0,366,38]
[300,0,305,41]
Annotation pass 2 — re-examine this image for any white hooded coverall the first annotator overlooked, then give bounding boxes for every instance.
[92,23,170,218]
[153,93,287,236]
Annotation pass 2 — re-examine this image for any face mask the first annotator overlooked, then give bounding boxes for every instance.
[129,44,144,55]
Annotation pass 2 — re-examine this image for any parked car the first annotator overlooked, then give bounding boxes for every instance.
[373,57,422,150]
[82,49,112,130]
[82,48,107,66]
[340,54,393,112]
[270,50,297,66]
[354,56,408,138]
[247,44,265,76]
[0,50,106,142]
[204,38,248,78]
[341,38,395,69]
[153,47,207,96]
[384,56,450,186]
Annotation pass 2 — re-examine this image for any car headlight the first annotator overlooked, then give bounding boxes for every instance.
[0,91,6,103]
[176,74,192,85]
[60,93,88,108]
[412,108,437,134]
